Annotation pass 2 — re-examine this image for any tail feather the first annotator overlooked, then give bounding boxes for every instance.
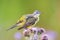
[7,24,17,31]
[18,27,24,30]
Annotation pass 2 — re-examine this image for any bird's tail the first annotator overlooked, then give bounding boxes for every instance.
[18,27,24,30]
[7,24,18,31]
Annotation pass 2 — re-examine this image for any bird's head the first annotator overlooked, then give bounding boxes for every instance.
[32,10,41,18]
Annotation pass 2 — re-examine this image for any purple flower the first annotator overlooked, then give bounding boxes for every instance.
[14,32,22,40]
[40,31,57,40]
[46,31,57,40]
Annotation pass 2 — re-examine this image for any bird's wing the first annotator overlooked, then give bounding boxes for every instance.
[17,15,26,24]
[18,16,38,30]
[7,15,26,31]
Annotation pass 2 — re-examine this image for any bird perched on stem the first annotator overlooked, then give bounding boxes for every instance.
[7,10,41,31]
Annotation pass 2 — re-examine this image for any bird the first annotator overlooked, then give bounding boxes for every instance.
[7,10,41,31]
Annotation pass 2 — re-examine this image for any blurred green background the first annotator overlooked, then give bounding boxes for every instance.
[0,0,60,40]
